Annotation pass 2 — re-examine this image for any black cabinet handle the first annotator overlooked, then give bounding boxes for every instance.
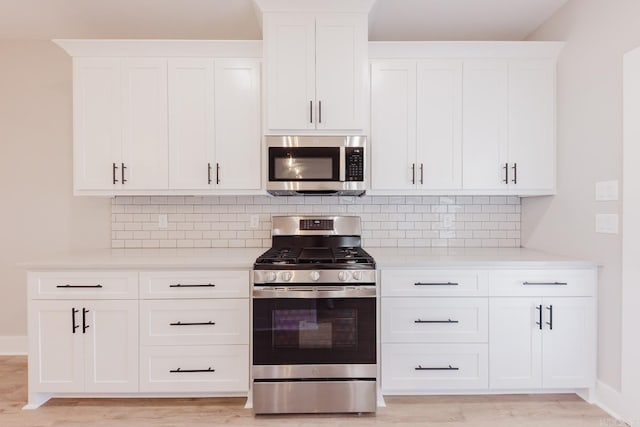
[216,163,220,185]
[502,162,509,184]
[411,164,416,184]
[414,282,459,286]
[56,284,103,289]
[512,163,517,184]
[310,100,313,123]
[71,308,79,334]
[420,163,424,185]
[169,283,215,288]
[170,367,215,373]
[207,163,212,185]
[112,163,119,184]
[546,305,553,330]
[319,100,322,124]
[523,282,567,286]
[169,321,216,326]
[415,365,459,371]
[121,163,127,184]
[414,319,459,324]
[535,304,542,330]
[82,308,90,334]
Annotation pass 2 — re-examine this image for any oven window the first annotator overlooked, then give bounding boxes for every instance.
[269,147,340,181]
[272,308,357,350]
[253,297,376,366]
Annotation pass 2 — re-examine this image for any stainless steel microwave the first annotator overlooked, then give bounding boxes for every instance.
[266,136,367,196]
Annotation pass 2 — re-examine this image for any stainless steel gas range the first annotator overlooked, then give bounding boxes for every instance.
[252,216,377,415]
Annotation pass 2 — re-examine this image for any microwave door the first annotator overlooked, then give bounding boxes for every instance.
[269,147,340,182]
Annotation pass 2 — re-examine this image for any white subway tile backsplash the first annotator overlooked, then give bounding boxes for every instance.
[112,195,521,249]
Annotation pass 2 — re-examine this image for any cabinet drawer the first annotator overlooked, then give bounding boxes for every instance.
[382,343,488,392]
[140,345,249,393]
[381,270,487,297]
[139,271,249,299]
[28,271,138,300]
[382,298,488,343]
[489,269,596,297]
[140,299,249,346]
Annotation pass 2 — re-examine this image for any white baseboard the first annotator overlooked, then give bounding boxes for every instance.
[0,335,27,355]
[595,380,626,422]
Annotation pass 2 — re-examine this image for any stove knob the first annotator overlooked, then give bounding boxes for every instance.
[280,271,293,282]
[266,272,277,282]
[352,271,362,281]
[310,271,320,281]
[338,271,349,282]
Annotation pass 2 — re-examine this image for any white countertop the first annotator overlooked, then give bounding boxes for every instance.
[21,247,597,270]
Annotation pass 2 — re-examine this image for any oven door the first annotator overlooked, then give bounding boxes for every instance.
[252,290,376,366]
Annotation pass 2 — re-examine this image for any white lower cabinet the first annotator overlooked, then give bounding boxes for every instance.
[382,343,488,391]
[140,345,249,393]
[490,296,594,389]
[380,267,596,396]
[29,299,138,393]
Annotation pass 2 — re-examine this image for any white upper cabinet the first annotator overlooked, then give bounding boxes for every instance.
[264,12,367,132]
[121,58,169,190]
[74,57,169,192]
[213,60,261,190]
[168,58,261,191]
[369,42,561,196]
[168,58,215,190]
[371,59,462,191]
[73,58,122,191]
[371,61,416,190]
[462,60,509,191]
[59,40,263,195]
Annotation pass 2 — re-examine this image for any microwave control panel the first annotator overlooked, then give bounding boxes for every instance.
[345,147,364,182]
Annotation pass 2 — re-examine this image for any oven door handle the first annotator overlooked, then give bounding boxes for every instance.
[253,287,376,299]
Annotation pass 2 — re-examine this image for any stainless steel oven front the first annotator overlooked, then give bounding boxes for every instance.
[266,135,367,196]
[252,285,377,414]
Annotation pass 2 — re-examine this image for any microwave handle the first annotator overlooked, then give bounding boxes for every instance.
[339,147,346,182]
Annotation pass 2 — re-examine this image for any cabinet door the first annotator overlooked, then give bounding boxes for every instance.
[84,300,138,393]
[73,58,122,191]
[315,14,367,130]
[416,60,463,190]
[508,59,556,192]
[168,58,215,190]
[462,60,508,190]
[121,58,168,190]
[28,301,84,392]
[264,13,316,131]
[542,297,595,388]
[489,297,542,389]
[214,60,261,190]
[370,61,417,190]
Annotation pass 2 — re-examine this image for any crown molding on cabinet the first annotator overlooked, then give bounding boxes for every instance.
[369,41,564,59]
[53,39,263,58]
[254,0,376,13]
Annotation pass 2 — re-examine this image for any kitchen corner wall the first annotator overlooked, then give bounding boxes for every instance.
[111,195,520,248]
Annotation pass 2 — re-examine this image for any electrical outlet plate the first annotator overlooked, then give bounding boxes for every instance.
[595,214,618,234]
[158,214,168,229]
[595,180,619,201]
[250,214,260,229]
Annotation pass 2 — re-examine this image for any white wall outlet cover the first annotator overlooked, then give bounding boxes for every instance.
[250,214,260,229]
[158,214,168,229]
[595,213,619,234]
[595,180,619,201]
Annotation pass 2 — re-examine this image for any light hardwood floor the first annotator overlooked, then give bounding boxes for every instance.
[0,356,620,427]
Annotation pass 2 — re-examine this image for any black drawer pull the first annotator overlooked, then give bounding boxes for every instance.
[71,308,79,334]
[57,284,104,289]
[169,321,216,326]
[414,319,459,324]
[415,365,459,371]
[414,282,459,286]
[169,283,215,288]
[522,282,568,286]
[170,367,215,373]
[546,305,553,330]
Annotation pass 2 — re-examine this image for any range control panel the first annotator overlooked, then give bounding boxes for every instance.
[300,219,334,231]
[345,147,364,182]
